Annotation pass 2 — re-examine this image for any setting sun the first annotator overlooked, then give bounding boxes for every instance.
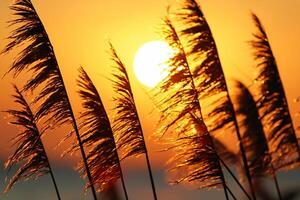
[133,40,174,88]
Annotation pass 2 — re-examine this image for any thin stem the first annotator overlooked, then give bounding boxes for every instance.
[207,137,229,200]
[222,178,229,200]
[32,122,61,199]
[230,107,256,200]
[129,88,157,199]
[119,167,129,200]
[226,184,237,200]
[136,115,157,200]
[218,156,252,200]
[271,166,282,200]
[144,150,158,200]
[48,164,61,200]
[273,175,282,200]
[38,137,61,200]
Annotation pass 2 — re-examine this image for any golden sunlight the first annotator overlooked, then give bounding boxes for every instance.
[133,40,174,88]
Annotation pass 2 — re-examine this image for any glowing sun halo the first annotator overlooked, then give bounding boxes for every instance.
[133,41,174,88]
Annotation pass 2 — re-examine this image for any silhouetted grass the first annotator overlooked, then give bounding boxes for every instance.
[2,0,97,198]
[110,43,158,200]
[154,17,230,199]
[250,13,300,171]
[234,80,282,199]
[3,85,61,200]
[1,1,299,200]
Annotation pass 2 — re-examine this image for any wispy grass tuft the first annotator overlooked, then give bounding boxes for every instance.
[3,85,61,200]
[2,0,97,198]
[171,0,257,199]
[234,80,282,199]
[250,13,300,171]
[66,67,128,198]
[234,80,270,177]
[154,17,229,199]
[110,43,158,200]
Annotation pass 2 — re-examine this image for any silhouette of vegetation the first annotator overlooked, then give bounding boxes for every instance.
[3,86,61,200]
[0,0,299,200]
[110,43,158,200]
[234,80,282,199]
[169,0,257,199]
[2,0,97,199]
[250,13,300,171]
[154,17,230,199]
[62,67,128,199]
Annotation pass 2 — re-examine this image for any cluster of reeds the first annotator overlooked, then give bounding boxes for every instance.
[1,0,299,199]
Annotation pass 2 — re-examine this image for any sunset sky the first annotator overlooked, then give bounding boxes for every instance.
[0,0,300,199]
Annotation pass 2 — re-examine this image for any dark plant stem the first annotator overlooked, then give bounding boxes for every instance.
[40,140,61,200]
[271,167,282,200]
[218,156,252,200]
[273,175,282,200]
[119,168,129,200]
[56,69,98,200]
[230,108,256,200]
[221,174,229,200]
[65,95,98,200]
[33,125,61,199]
[136,119,158,200]
[48,164,62,200]
[225,185,237,200]
[207,137,229,200]
[144,151,158,200]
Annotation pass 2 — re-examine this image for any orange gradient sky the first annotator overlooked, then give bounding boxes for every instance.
[0,0,300,170]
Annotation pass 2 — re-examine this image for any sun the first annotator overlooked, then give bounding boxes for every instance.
[133,40,174,88]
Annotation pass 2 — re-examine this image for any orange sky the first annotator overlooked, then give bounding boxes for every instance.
[0,0,300,170]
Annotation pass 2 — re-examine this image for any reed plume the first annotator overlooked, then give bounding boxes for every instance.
[172,0,256,198]
[3,85,61,200]
[67,67,128,198]
[250,13,300,171]
[154,17,229,199]
[2,0,97,198]
[234,80,282,199]
[110,43,158,200]
[234,80,270,177]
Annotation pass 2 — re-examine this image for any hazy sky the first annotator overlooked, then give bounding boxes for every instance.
[1,0,300,168]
